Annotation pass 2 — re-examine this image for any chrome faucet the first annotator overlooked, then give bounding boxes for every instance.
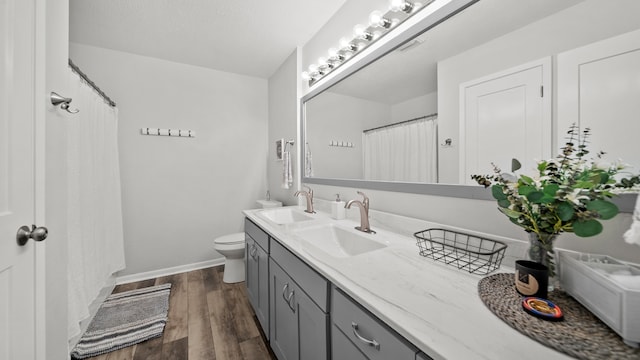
[294,186,315,214]
[345,191,375,234]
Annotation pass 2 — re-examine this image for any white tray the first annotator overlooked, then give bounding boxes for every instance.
[560,252,640,347]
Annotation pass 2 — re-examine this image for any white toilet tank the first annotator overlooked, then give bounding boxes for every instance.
[256,199,282,208]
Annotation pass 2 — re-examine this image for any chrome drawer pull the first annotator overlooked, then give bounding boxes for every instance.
[281,283,296,313]
[287,290,296,313]
[351,322,380,350]
[249,244,258,259]
[282,283,290,303]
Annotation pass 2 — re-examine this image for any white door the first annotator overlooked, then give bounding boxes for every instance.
[460,58,551,184]
[558,29,640,176]
[0,0,43,359]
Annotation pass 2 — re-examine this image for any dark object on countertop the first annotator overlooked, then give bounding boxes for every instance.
[515,260,549,298]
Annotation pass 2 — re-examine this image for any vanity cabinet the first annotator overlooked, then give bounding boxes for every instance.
[331,287,422,360]
[269,240,329,360]
[244,219,270,338]
[245,217,431,360]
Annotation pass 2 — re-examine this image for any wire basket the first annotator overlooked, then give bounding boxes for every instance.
[414,228,507,275]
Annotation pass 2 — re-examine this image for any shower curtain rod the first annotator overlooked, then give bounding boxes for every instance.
[68,59,117,107]
[363,112,437,133]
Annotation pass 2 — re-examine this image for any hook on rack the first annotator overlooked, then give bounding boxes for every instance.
[284,139,295,151]
[50,92,79,114]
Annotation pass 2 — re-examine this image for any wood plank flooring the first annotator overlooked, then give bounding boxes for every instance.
[86,266,275,360]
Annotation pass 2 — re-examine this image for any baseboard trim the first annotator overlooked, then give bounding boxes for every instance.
[115,259,225,285]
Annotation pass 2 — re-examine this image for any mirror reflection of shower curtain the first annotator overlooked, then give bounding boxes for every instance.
[363,118,437,183]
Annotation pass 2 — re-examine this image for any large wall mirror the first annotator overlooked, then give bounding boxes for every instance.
[301,0,640,204]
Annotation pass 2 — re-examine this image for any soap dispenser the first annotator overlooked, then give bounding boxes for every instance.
[331,194,346,220]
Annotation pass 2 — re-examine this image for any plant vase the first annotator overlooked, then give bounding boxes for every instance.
[527,232,558,290]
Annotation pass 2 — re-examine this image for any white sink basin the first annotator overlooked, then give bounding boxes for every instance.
[259,208,314,225]
[294,224,387,258]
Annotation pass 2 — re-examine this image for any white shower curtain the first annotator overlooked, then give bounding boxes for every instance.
[363,118,437,183]
[67,69,126,340]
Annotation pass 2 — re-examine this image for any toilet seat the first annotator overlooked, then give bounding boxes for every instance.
[214,233,245,246]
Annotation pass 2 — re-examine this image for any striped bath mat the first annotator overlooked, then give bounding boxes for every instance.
[70,283,172,359]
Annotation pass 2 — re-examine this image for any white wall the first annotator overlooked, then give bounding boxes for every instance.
[306,92,389,179]
[268,50,299,205]
[390,92,437,123]
[299,0,640,264]
[70,43,268,276]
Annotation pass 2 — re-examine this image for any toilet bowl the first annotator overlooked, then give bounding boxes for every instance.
[214,198,283,283]
[214,232,246,283]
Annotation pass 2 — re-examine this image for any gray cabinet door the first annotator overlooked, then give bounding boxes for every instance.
[297,284,328,360]
[332,324,369,360]
[270,259,328,360]
[246,237,269,338]
[270,260,299,360]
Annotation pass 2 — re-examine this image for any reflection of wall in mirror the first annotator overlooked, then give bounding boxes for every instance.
[437,0,640,184]
[557,28,640,179]
[305,92,388,179]
[306,91,437,181]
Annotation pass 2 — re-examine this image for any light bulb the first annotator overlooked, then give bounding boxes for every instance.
[353,24,373,41]
[389,0,413,13]
[317,57,327,66]
[301,71,311,81]
[340,37,357,52]
[353,24,366,37]
[308,64,318,73]
[369,10,391,28]
[369,11,383,26]
[328,47,338,58]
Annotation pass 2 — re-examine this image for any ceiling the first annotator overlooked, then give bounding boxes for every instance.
[69,0,348,78]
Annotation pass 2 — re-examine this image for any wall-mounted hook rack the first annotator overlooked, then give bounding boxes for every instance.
[140,128,196,138]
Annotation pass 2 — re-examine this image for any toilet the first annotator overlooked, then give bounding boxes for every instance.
[214,199,282,283]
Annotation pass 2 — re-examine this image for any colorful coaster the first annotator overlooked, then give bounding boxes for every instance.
[522,297,564,321]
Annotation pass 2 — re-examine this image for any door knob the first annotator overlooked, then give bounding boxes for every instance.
[16,224,48,246]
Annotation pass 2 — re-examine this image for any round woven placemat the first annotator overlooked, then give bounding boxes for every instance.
[478,273,640,359]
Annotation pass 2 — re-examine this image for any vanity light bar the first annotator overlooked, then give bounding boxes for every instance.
[302,0,431,84]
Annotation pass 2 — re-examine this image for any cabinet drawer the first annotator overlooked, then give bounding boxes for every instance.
[332,287,417,360]
[245,218,269,251]
[332,324,369,360]
[271,240,329,312]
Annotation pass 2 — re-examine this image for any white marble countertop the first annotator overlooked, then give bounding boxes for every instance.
[243,204,575,360]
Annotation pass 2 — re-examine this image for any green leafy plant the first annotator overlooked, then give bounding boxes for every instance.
[472,124,639,248]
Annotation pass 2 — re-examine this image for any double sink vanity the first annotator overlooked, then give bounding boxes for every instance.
[243,202,575,360]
